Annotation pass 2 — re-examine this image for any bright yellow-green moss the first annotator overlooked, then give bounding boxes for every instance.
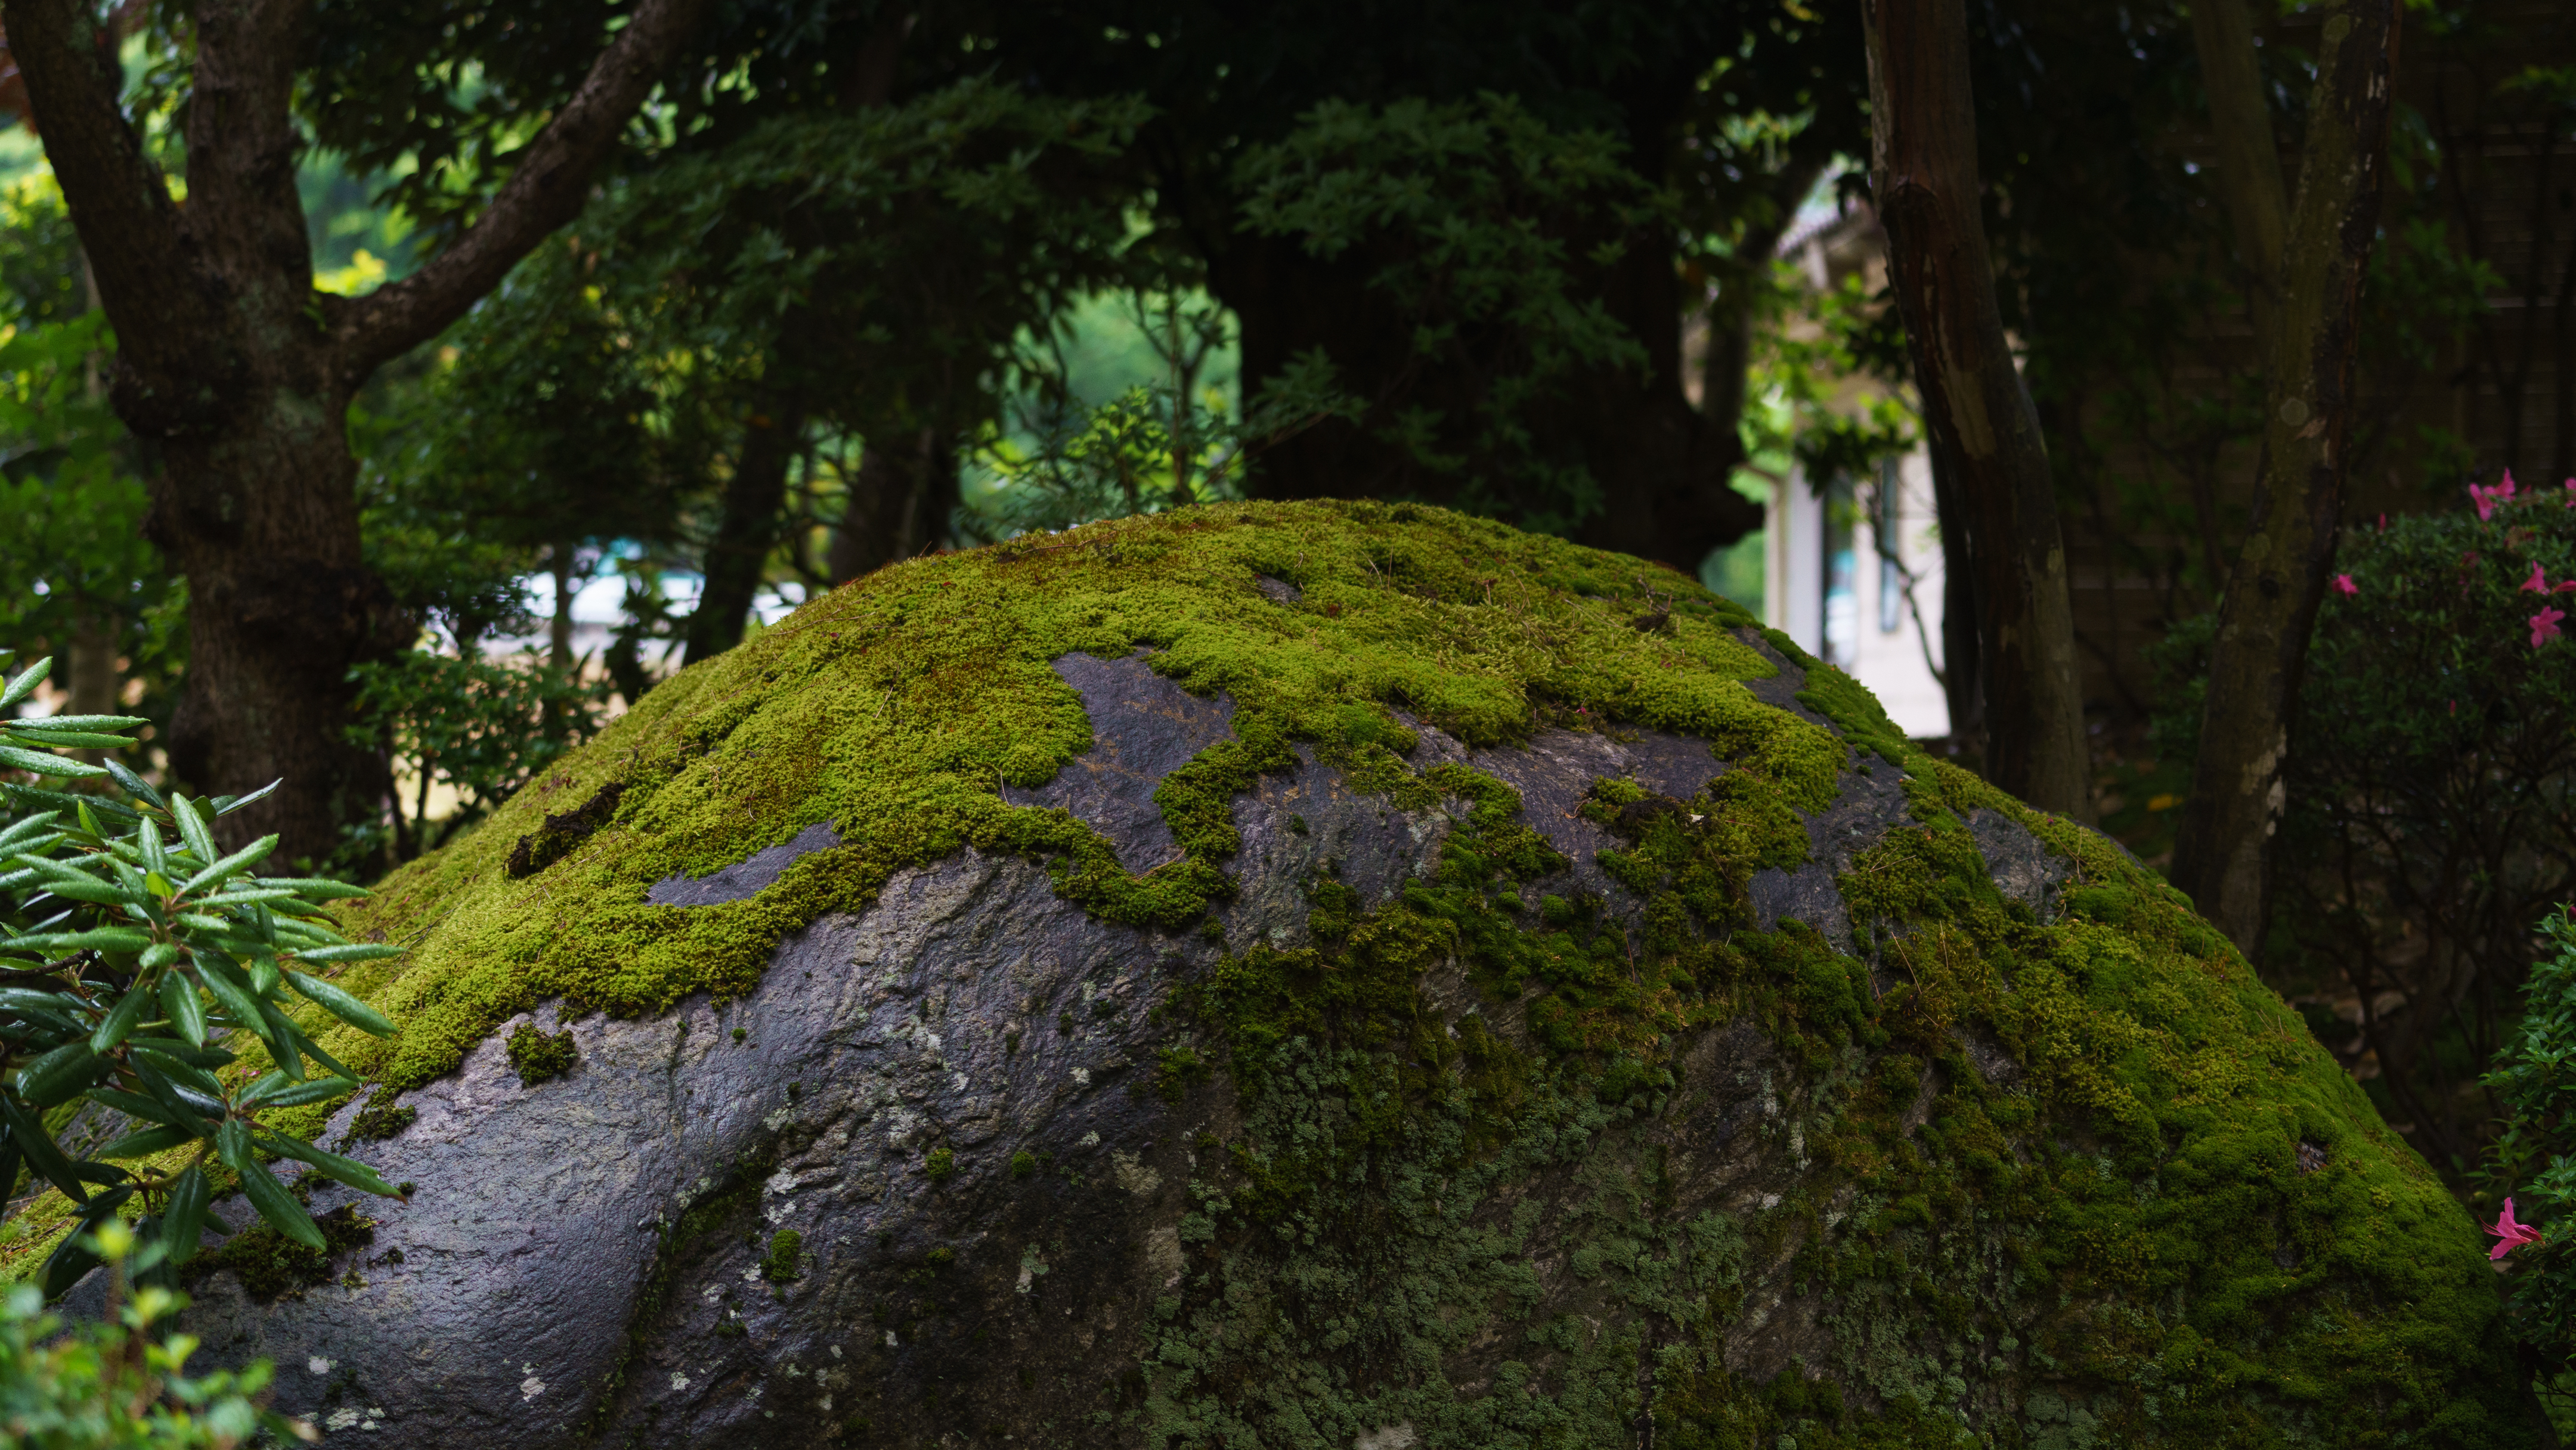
[308,500,1820,1096]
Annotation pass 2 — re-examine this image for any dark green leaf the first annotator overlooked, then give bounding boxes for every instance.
[0,655,52,712]
[232,1158,324,1252]
[160,973,208,1047]
[0,743,106,778]
[163,1165,211,1264]
[86,1086,199,1132]
[39,1184,134,1300]
[98,1124,197,1160]
[286,971,398,1037]
[214,780,282,816]
[290,943,404,965]
[180,834,280,895]
[16,1040,109,1106]
[102,758,166,809]
[0,1095,89,1203]
[126,1036,232,1070]
[87,982,153,1054]
[260,1132,398,1198]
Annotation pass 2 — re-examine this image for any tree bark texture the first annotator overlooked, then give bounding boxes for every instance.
[1214,224,1760,573]
[830,427,955,584]
[1,0,712,860]
[2171,0,2400,957]
[1862,0,2092,820]
[2187,0,2291,348]
[686,402,809,663]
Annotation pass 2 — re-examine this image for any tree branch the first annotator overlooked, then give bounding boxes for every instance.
[0,0,198,373]
[330,0,715,379]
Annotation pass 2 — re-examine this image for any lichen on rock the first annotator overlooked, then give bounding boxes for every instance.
[18,499,2524,1448]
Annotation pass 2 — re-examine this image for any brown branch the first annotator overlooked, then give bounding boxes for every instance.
[329,0,716,379]
[0,0,198,364]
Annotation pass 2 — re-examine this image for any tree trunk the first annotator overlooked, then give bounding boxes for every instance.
[2187,0,2290,349]
[1862,0,2092,820]
[686,402,809,662]
[831,426,953,584]
[3,0,711,861]
[2170,0,2401,957]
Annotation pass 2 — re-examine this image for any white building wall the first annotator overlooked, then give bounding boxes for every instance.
[1764,451,1950,739]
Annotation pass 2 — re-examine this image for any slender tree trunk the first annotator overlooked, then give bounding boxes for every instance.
[2188,0,2289,349]
[830,426,953,583]
[2171,0,2400,957]
[1862,0,2092,820]
[1927,447,1985,757]
[3,0,711,860]
[686,401,809,662]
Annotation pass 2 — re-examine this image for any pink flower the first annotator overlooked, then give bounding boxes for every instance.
[2525,562,2552,594]
[2565,478,2575,509]
[2474,470,2522,521]
[2534,606,2566,649]
[2488,1197,2543,1261]
[2333,574,2358,596]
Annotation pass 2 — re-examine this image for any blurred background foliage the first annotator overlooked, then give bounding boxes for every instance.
[0,0,2571,1236]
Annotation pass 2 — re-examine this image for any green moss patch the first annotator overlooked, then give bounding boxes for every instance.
[505,1023,578,1085]
[189,1203,375,1303]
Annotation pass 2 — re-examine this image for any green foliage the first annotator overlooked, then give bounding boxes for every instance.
[0,652,402,1293]
[924,1147,957,1184]
[344,646,605,864]
[2261,490,2576,1170]
[0,1224,309,1446]
[1236,94,1667,534]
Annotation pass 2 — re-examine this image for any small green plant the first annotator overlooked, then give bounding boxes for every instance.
[925,1147,957,1183]
[0,650,405,1299]
[761,1229,803,1282]
[730,1026,748,1044]
[504,1023,577,1085]
[0,1220,314,1444]
[1055,1011,1075,1035]
[1010,1150,1037,1179]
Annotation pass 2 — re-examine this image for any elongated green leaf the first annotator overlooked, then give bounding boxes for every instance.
[283,1020,355,1080]
[102,757,166,810]
[139,941,179,969]
[28,876,141,907]
[16,1040,108,1106]
[86,1085,197,1131]
[181,834,279,896]
[286,971,398,1037]
[126,1036,232,1070]
[193,887,305,907]
[0,743,106,778]
[3,783,140,823]
[10,927,153,953]
[0,810,61,853]
[260,1075,363,1108]
[289,943,404,965]
[131,1048,227,1102]
[163,1164,211,1264]
[129,1062,224,1130]
[41,1184,134,1300]
[213,780,281,816]
[14,713,148,732]
[260,1132,398,1198]
[98,1124,197,1160]
[256,876,370,901]
[159,974,208,1047]
[88,984,153,1054]
[0,1095,88,1203]
[169,795,218,865]
[256,999,306,1081]
[0,656,51,712]
[0,727,137,750]
[225,1151,324,1251]
[0,984,80,1014]
[191,957,265,1031]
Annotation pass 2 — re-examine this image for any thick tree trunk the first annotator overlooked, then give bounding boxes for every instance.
[4,0,711,861]
[1862,0,2092,820]
[686,402,809,662]
[2171,0,2400,956]
[2188,0,2290,348]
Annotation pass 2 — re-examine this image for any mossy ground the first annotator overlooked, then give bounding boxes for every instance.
[0,500,2524,1444]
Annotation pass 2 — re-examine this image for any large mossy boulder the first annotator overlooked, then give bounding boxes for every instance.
[55,503,2528,1445]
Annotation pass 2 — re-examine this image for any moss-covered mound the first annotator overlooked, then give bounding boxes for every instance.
[38,500,2524,1446]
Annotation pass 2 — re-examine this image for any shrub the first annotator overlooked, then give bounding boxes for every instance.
[0,648,406,1294]
[2262,480,2576,1166]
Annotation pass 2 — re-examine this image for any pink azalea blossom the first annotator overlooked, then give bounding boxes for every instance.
[2565,478,2576,509]
[2473,470,2522,521]
[2525,562,2552,594]
[2333,574,2358,596]
[2488,1197,2543,1261]
[2534,606,2566,649]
